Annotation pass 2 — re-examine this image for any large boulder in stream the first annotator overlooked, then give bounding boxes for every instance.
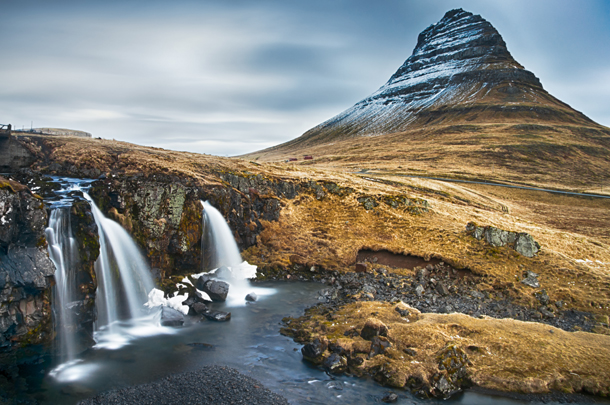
[200,279,230,302]
[161,306,185,327]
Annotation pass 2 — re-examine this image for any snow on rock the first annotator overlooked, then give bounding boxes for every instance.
[145,288,189,315]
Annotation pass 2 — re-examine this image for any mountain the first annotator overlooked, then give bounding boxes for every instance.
[247,9,610,190]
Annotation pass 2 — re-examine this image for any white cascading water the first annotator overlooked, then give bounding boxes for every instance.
[46,207,78,363]
[83,193,156,344]
[200,201,262,306]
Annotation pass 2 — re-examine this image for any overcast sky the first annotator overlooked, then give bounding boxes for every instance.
[2,0,609,156]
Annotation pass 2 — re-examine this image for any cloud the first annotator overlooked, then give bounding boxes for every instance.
[1,0,608,156]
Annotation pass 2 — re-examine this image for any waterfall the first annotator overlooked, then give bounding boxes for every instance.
[46,207,78,362]
[83,193,155,332]
[200,201,258,306]
[201,200,243,270]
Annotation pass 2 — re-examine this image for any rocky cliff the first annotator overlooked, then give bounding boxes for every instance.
[0,177,54,349]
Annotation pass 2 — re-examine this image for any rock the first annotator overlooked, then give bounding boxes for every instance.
[415,285,425,297]
[355,262,368,273]
[202,310,231,322]
[161,306,184,327]
[245,292,258,302]
[361,284,376,295]
[369,336,391,358]
[436,282,449,296]
[534,289,550,305]
[191,302,208,315]
[514,233,540,257]
[521,271,540,288]
[540,307,555,318]
[470,290,485,299]
[360,318,389,340]
[301,337,328,361]
[381,392,398,403]
[322,353,347,374]
[395,302,410,317]
[483,226,510,247]
[200,280,229,302]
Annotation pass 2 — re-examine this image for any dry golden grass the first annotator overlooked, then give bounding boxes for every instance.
[244,121,610,192]
[292,301,610,395]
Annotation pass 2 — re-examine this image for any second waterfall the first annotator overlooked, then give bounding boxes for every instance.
[83,194,156,342]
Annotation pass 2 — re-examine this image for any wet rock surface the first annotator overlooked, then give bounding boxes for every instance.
[78,365,288,405]
[161,306,185,327]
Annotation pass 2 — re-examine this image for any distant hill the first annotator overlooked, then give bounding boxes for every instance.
[15,128,92,138]
[245,9,610,189]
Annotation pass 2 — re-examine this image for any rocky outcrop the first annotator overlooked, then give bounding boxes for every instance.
[0,177,54,349]
[0,136,35,173]
[87,172,297,280]
[466,222,540,257]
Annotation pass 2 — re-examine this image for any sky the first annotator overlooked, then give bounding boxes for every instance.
[2,0,609,156]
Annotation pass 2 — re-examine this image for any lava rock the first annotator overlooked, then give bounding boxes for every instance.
[436,282,450,296]
[301,338,328,362]
[514,233,540,257]
[521,271,540,288]
[201,280,230,302]
[360,318,389,340]
[191,302,208,315]
[245,292,258,302]
[369,336,391,358]
[381,392,398,403]
[161,306,185,327]
[322,353,347,374]
[534,289,550,305]
[202,310,231,322]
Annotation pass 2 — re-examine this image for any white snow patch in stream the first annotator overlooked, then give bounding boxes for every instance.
[145,288,189,315]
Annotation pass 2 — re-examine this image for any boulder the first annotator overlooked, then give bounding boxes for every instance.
[521,271,540,288]
[301,337,328,361]
[394,302,410,317]
[161,306,184,327]
[245,292,258,302]
[534,289,550,305]
[360,318,389,340]
[322,353,347,374]
[202,310,231,322]
[514,233,540,257]
[200,280,229,302]
[369,336,391,358]
[191,302,208,315]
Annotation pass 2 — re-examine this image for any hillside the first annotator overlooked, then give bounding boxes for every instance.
[246,9,610,192]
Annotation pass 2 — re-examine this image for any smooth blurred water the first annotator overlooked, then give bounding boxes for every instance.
[21,281,604,405]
